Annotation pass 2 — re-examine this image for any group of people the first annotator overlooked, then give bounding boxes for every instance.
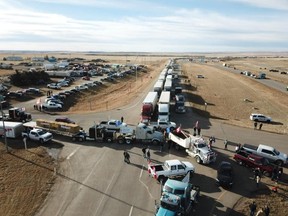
[254,122,263,130]
[249,201,270,216]
[123,147,151,164]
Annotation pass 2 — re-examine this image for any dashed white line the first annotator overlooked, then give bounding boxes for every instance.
[129,206,134,216]
[66,146,81,160]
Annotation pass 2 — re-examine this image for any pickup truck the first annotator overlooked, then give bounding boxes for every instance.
[97,120,127,131]
[22,128,53,143]
[148,159,195,183]
[233,151,274,176]
[150,121,176,130]
[241,144,288,166]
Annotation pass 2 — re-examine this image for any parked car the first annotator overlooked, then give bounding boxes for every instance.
[55,117,75,124]
[42,102,62,110]
[47,83,61,89]
[197,75,204,78]
[250,113,272,123]
[82,76,90,80]
[216,161,234,188]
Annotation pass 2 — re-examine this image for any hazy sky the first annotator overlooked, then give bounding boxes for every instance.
[0,0,288,52]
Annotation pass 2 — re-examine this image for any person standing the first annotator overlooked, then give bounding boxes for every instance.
[146,149,151,162]
[224,139,228,149]
[142,147,147,158]
[259,123,263,130]
[263,205,270,216]
[123,151,130,164]
[254,122,258,129]
[23,136,27,150]
[249,201,257,216]
[121,116,124,123]
[256,175,261,188]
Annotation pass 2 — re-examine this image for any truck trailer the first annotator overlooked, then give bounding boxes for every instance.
[141,92,158,123]
[0,121,24,138]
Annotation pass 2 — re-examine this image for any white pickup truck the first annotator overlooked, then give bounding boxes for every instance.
[148,159,195,183]
[97,120,127,131]
[241,144,288,166]
[22,129,53,144]
[150,120,176,130]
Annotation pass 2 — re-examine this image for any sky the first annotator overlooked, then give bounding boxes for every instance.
[0,0,288,52]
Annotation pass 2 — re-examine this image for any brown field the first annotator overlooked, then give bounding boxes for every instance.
[0,53,288,215]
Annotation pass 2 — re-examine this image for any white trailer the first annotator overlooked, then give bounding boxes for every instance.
[164,79,172,91]
[159,91,170,104]
[153,80,164,96]
[0,121,24,138]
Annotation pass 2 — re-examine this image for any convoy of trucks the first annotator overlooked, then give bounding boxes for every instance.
[155,176,200,216]
[141,92,158,123]
[169,130,216,164]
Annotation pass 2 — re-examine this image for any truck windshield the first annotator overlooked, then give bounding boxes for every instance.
[38,130,46,135]
[160,201,180,212]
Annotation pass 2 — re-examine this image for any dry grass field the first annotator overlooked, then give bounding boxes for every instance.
[0,53,288,215]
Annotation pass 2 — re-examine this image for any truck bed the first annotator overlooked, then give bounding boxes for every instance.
[242,144,258,151]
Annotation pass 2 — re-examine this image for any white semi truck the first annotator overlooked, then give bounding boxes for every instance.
[117,123,164,145]
[169,130,217,164]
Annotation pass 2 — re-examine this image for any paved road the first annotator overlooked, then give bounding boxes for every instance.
[7,66,287,216]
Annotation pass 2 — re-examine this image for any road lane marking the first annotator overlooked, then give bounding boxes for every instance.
[209,190,227,216]
[94,172,117,216]
[66,146,81,160]
[129,206,134,216]
[138,164,155,199]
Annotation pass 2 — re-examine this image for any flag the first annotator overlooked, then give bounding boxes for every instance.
[176,124,181,133]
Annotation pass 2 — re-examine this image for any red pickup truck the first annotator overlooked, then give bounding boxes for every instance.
[233,151,274,176]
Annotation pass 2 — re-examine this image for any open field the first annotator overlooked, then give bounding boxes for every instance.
[0,53,288,215]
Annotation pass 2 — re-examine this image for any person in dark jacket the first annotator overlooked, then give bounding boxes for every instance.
[123,151,130,164]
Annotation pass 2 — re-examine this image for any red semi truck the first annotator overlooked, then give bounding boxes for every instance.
[141,91,158,123]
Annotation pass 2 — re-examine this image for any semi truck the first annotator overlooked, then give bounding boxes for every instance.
[116,123,164,145]
[164,79,172,91]
[169,130,216,164]
[155,177,200,216]
[141,92,158,123]
[153,80,164,96]
[0,121,24,138]
[158,91,171,122]
[0,107,32,122]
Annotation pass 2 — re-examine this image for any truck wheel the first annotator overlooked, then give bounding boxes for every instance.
[125,139,132,145]
[152,140,159,145]
[275,160,283,166]
[72,137,76,141]
[79,137,83,142]
[196,156,202,164]
[117,138,124,144]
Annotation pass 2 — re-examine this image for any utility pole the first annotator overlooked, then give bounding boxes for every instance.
[0,94,8,152]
